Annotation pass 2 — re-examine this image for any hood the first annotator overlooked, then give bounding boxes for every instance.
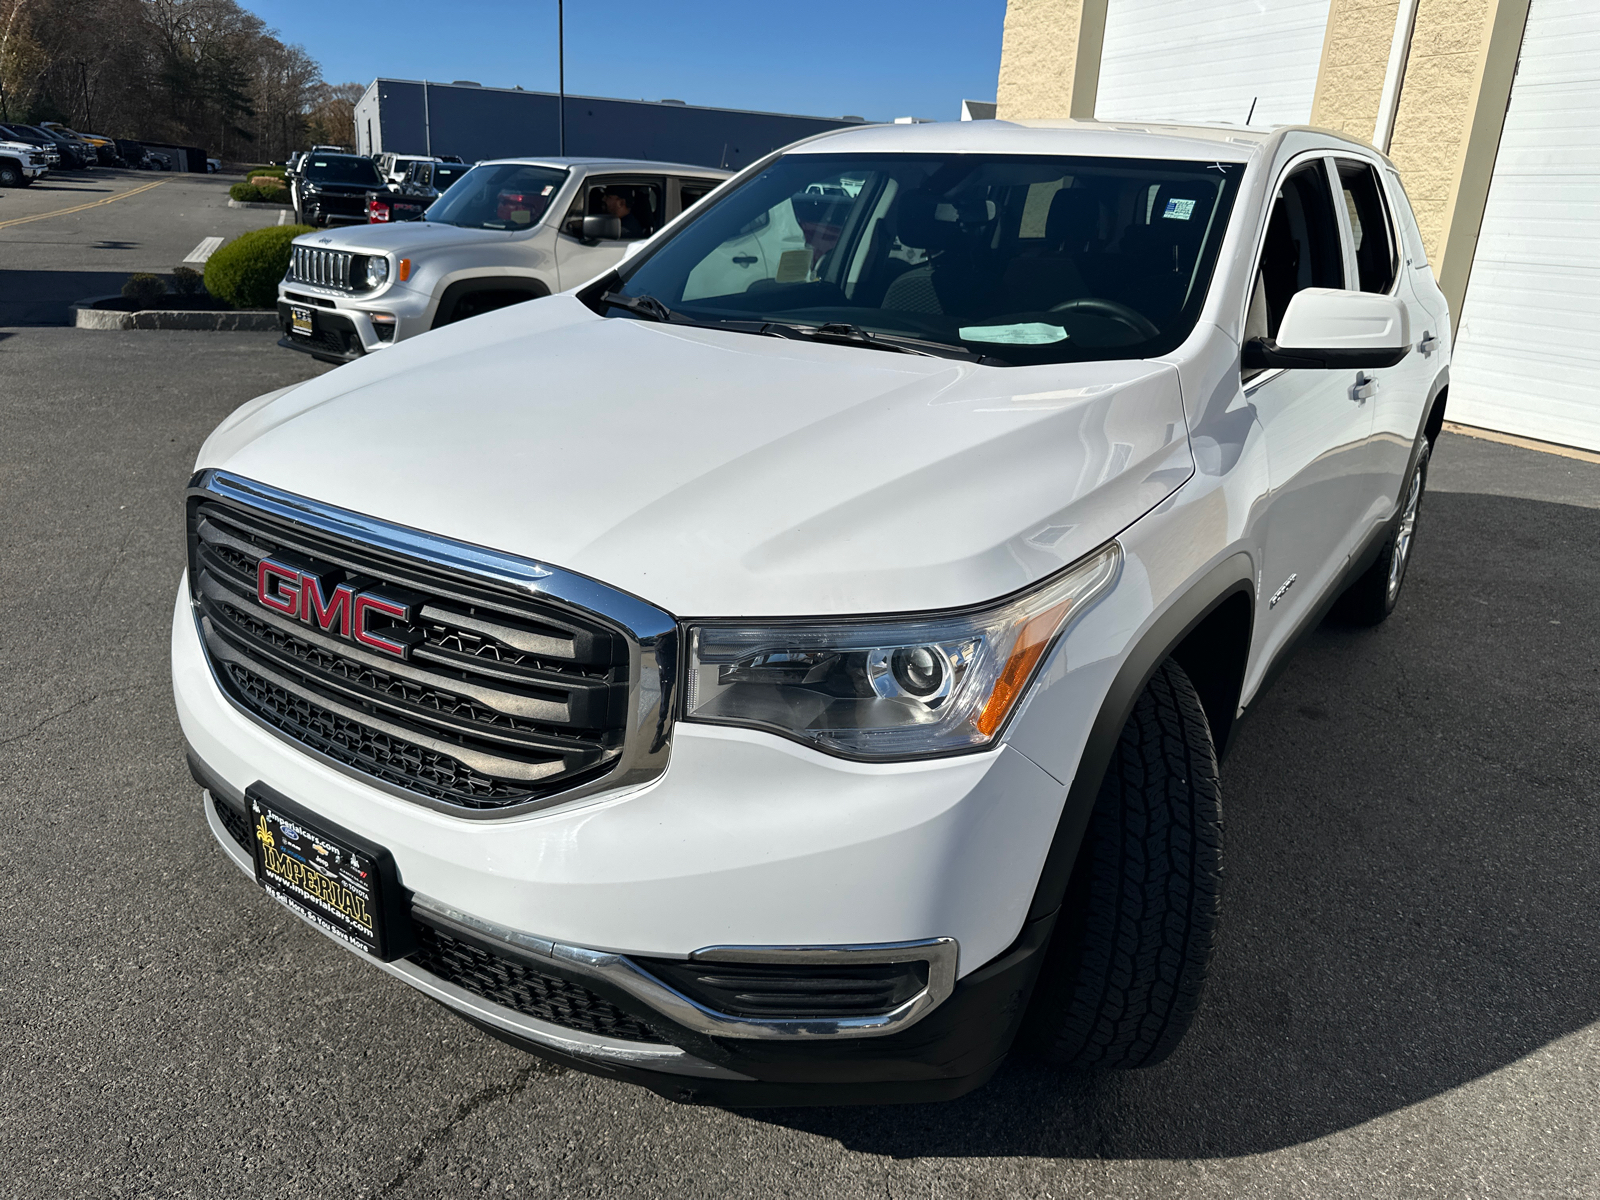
[200,297,1193,617]
[293,219,514,258]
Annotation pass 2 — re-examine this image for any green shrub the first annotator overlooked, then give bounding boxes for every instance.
[205,225,315,309]
[228,181,290,203]
[171,266,205,296]
[245,164,287,180]
[122,273,167,306]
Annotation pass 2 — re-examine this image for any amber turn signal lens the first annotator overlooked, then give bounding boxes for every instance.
[398,258,411,282]
[973,602,1072,737]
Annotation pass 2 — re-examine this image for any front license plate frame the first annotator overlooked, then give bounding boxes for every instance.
[288,304,315,337]
[248,783,413,961]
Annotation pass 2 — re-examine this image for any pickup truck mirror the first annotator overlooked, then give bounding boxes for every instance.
[1242,287,1411,370]
[581,214,622,242]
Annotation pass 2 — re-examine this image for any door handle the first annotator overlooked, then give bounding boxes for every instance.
[1351,373,1378,403]
[731,255,757,267]
[1419,331,1439,356]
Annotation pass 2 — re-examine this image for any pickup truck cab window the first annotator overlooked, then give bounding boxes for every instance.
[425,163,568,231]
[302,155,383,187]
[606,153,1242,366]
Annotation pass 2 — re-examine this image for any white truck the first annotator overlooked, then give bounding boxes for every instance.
[0,136,50,186]
[275,157,730,362]
[179,119,1450,1106]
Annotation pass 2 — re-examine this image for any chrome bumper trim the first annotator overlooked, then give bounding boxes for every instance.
[202,792,747,1080]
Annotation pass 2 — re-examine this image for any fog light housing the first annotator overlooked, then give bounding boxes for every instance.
[369,312,397,342]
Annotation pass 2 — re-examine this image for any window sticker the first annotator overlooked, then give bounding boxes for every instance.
[958,323,1068,345]
[775,249,813,283]
[540,185,554,196]
[1163,198,1197,221]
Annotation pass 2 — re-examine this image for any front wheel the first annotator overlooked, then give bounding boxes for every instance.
[1333,441,1430,626]
[0,163,22,187]
[1023,658,1223,1070]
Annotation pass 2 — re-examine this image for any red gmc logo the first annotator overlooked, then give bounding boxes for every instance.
[256,557,419,659]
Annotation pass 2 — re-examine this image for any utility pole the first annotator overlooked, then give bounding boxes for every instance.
[557,0,566,156]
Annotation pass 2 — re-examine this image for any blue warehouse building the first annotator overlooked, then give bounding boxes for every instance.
[352,79,871,170]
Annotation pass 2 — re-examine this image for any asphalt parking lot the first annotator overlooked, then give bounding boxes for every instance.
[2,190,1598,1197]
[0,168,287,325]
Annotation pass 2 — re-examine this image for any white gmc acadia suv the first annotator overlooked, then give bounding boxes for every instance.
[275,157,730,363]
[175,119,1450,1106]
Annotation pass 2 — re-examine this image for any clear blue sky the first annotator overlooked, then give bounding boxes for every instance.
[239,1,1007,123]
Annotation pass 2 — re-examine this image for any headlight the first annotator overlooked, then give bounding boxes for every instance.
[684,542,1120,759]
[365,256,390,289]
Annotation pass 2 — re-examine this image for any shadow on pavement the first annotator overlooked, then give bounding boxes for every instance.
[747,488,1600,1158]
[0,268,135,324]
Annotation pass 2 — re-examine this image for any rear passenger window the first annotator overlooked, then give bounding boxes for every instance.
[1338,161,1398,293]
[1245,160,1346,359]
[680,180,716,211]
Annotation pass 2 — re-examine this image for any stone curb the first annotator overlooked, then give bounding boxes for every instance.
[227,198,294,211]
[70,296,278,332]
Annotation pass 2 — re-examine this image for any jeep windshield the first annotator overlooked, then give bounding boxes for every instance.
[303,156,384,186]
[603,153,1243,366]
[425,164,569,231]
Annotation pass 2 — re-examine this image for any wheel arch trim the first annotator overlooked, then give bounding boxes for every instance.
[1025,550,1256,923]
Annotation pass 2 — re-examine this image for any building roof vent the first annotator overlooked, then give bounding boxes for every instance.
[452,80,482,87]
[659,98,686,105]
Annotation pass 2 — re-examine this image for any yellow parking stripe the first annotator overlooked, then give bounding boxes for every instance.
[0,178,169,231]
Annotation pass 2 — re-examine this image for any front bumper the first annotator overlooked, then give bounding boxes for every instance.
[173,573,1071,1101]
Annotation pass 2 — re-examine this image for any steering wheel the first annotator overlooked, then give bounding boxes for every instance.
[1049,297,1161,340]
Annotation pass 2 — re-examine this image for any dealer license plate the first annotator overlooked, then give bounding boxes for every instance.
[288,304,314,337]
[248,786,406,959]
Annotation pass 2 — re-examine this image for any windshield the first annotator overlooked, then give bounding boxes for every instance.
[607,153,1242,365]
[303,155,383,186]
[425,163,568,231]
[431,165,469,191]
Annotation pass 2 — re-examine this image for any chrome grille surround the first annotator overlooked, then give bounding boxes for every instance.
[288,245,357,290]
[186,469,678,818]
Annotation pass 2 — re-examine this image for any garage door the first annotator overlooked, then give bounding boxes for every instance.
[1450,0,1600,451]
[1095,0,1332,126]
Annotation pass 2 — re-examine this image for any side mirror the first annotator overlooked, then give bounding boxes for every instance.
[581,213,623,242]
[1243,287,1410,370]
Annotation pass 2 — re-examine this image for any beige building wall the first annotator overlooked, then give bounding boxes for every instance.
[1387,0,1530,325]
[996,0,1109,120]
[1310,0,1404,139]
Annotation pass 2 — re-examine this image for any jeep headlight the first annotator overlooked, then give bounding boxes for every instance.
[684,542,1119,759]
[365,256,390,289]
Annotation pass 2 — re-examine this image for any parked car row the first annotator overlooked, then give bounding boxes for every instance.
[0,121,183,181]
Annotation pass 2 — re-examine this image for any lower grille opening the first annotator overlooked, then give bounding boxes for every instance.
[209,794,667,1045]
[224,661,544,809]
[636,957,930,1019]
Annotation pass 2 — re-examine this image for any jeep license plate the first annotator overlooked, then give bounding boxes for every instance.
[289,305,314,337]
[248,786,407,959]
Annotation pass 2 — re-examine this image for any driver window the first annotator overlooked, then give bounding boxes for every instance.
[564,179,663,241]
[1245,160,1346,376]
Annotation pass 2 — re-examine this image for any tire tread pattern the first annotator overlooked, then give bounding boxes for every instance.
[1040,659,1222,1069]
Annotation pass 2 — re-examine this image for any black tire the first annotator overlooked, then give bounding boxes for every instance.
[1332,440,1430,626]
[1025,659,1222,1070]
[0,162,21,187]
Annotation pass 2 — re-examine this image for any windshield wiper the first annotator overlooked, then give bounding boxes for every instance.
[761,322,986,363]
[601,291,677,323]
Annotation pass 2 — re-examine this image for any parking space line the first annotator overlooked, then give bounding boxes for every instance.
[0,178,169,231]
[184,236,225,264]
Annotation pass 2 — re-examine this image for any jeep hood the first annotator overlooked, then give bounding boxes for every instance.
[199,296,1192,616]
[299,219,523,258]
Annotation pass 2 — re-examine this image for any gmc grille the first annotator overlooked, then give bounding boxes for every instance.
[187,487,635,812]
[289,245,357,290]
